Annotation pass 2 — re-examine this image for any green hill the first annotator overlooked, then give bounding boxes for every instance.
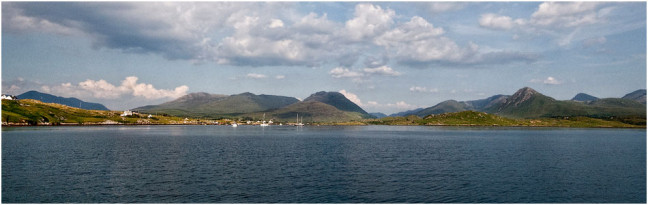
[17,90,110,110]
[304,91,371,116]
[571,93,598,102]
[369,110,642,128]
[622,89,646,104]
[488,87,646,119]
[260,101,367,123]
[415,100,470,117]
[2,99,195,125]
[135,92,299,118]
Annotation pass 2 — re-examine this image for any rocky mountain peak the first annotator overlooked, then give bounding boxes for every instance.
[505,87,540,107]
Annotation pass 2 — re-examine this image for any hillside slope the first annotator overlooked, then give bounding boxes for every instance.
[2,99,191,125]
[17,90,109,110]
[135,92,299,117]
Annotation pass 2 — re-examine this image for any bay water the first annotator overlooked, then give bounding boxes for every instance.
[2,125,645,203]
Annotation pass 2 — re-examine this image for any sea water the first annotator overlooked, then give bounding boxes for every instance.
[2,125,645,203]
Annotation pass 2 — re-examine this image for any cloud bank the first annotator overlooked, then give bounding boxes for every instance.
[3,2,540,68]
[41,76,189,100]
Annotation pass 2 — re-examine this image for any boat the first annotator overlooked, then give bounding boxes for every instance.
[260,113,269,127]
[295,113,304,126]
[231,122,238,127]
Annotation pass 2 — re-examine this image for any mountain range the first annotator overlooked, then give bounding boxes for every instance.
[134,91,374,122]
[392,87,645,120]
[17,90,109,110]
[571,93,599,102]
[622,89,646,104]
[9,87,645,123]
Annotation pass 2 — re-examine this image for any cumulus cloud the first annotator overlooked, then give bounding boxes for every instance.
[339,89,364,106]
[345,3,395,41]
[329,66,402,82]
[530,2,602,28]
[480,2,603,31]
[41,76,189,100]
[3,2,540,68]
[530,76,562,85]
[479,13,526,30]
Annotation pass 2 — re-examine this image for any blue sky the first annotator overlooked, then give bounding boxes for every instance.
[2,2,646,114]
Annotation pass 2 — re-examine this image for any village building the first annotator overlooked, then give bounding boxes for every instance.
[1,94,17,100]
[120,110,133,117]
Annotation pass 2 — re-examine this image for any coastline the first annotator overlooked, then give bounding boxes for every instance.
[3,123,645,129]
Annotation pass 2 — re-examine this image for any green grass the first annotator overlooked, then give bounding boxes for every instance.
[368,110,644,128]
[2,99,202,125]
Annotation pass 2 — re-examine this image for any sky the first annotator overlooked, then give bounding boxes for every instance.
[2,2,646,114]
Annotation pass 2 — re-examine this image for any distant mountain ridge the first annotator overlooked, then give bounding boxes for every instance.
[134,91,373,122]
[389,108,423,117]
[17,90,109,110]
[405,87,646,119]
[303,91,369,115]
[622,89,646,104]
[571,93,599,102]
[369,112,387,118]
[135,92,299,117]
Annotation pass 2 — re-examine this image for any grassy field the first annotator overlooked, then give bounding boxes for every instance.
[368,110,645,128]
[2,99,207,125]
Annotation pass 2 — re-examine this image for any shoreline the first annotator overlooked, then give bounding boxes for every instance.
[2,123,645,129]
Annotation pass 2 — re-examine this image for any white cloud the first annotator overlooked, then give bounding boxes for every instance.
[366,100,418,110]
[345,3,395,41]
[363,66,401,77]
[479,13,526,30]
[329,67,364,79]
[375,16,482,65]
[275,75,285,79]
[268,19,284,28]
[329,66,403,83]
[246,73,268,79]
[480,2,603,31]
[42,76,189,100]
[530,76,562,85]
[543,76,562,85]
[409,86,439,93]
[4,2,544,69]
[530,2,601,28]
[339,89,364,106]
[391,101,417,110]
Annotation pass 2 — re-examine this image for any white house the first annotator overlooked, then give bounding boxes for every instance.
[120,110,133,117]
[1,94,16,100]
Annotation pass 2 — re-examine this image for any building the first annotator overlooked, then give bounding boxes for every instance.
[120,110,133,117]
[1,94,17,100]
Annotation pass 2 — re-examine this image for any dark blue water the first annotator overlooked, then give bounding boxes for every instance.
[2,125,645,203]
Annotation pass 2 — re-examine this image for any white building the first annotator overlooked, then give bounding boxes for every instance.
[120,110,133,117]
[1,94,16,100]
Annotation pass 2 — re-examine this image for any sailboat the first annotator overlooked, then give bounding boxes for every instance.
[260,113,269,127]
[295,113,304,126]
